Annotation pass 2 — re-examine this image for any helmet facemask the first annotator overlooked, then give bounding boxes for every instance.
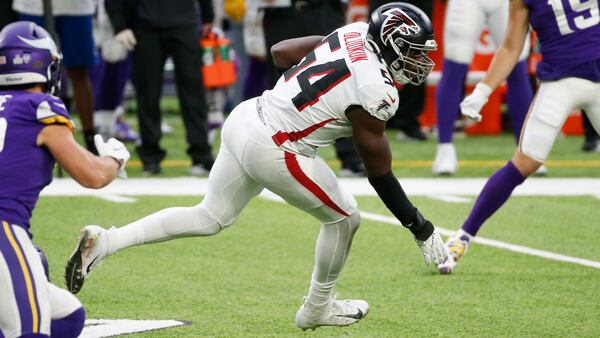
[384,34,436,85]
[46,54,62,95]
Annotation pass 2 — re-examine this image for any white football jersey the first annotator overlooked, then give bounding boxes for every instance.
[260,22,399,157]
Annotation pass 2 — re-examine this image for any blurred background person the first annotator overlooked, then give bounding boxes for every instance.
[13,0,99,153]
[432,0,533,175]
[105,0,215,176]
[202,0,238,145]
[90,0,138,143]
[0,0,17,29]
[369,0,432,142]
[262,0,366,177]
[582,111,600,152]
[241,0,270,101]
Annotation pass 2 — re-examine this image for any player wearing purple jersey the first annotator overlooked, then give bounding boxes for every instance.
[0,22,130,338]
[438,0,600,274]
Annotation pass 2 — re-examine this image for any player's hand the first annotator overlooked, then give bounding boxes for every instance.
[414,229,447,267]
[114,29,137,51]
[94,135,130,178]
[460,82,492,122]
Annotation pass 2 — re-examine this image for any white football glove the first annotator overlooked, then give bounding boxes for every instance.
[94,135,130,179]
[460,82,493,122]
[414,229,448,267]
[101,38,129,63]
[114,29,137,51]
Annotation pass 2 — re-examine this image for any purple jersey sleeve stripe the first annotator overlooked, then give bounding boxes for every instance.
[1,221,41,334]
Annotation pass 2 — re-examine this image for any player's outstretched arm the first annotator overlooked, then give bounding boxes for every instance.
[271,35,324,69]
[37,125,130,188]
[481,0,529,90]
[461,0,529,122]
[347,107,447,266]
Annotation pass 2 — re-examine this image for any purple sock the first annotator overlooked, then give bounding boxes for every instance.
[462,161,526,236]
[51,307,85,338]
[243,57,269,100]
[506,60,533,142]
[436,59,469,143]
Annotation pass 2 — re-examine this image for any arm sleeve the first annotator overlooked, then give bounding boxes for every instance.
[198,0,215,24]
[105,0,132,33]
[368,171,434,240]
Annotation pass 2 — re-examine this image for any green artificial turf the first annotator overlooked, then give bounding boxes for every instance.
[32,195,600,337]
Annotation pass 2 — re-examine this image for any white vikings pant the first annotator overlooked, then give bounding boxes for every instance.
[519,78,600,162]
[202,98,358,227]
[444,0,530,63]
[0,222,82,338]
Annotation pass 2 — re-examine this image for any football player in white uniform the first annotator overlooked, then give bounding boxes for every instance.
[65,2,447,330]
[433,0,534,175]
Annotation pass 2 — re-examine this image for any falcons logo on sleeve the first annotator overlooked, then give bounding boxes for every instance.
[381,9,420,42]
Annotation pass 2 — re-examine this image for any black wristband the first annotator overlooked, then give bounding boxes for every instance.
[410,209,435,241]
[368,171,433,240]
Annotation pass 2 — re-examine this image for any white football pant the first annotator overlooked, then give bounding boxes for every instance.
[520,78,600,162]
[108,98,361,308]
[444,0,530,63]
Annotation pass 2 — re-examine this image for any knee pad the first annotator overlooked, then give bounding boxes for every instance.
[51,307,85,338]
[327,211,361,234]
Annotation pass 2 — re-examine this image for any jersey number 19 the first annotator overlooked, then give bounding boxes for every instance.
[549,0,600,35]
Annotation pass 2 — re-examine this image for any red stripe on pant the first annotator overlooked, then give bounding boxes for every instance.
[284,151,349,217]
[272,118,337,146]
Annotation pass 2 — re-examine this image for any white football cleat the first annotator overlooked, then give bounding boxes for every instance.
[295,298,369,331]
[432,143,457,175]
[533,164,548,176]
[65,225,109,294]
[438,231,472,274]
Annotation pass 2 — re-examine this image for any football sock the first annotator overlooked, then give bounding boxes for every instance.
[51,307,85,338]
[306,212,360,312]
[506,60,533,142]
[436,59,469,143]
[462,161,525,236]
[107,205,222,255]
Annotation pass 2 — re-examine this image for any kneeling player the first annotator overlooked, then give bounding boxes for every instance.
[0,22,130,337]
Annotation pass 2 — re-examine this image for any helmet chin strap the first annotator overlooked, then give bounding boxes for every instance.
[365,38,380,54]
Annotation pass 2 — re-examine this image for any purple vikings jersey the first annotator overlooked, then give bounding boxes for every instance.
[0,91,74,231]
[524,0,600,81]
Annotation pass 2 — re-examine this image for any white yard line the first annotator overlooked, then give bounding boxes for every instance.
[41,177,600,197]
[81,319,187,338]
[425,195,472,203]
[94,195,138,203]
[42,177,600,269]
[358,211,600,270]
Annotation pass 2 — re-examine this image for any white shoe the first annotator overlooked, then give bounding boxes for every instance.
[189,164,210,176]
[161,121,174,134]
[432,143,457,175]
[65,225,109,294]
[533,164,547,176]
[438,231,471,274]
[295,298,369,331]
